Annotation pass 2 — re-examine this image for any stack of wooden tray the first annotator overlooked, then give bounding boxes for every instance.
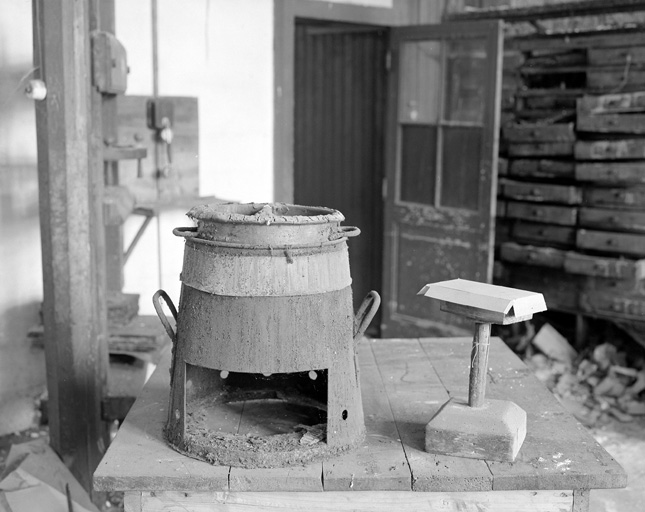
[495,27,645,342]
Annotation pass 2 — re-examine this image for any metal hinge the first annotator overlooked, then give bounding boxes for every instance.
[385,50,391,72]
[382,177,388,200]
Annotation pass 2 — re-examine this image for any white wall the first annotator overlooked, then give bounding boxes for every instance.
[117,0,274,202]
[115,0,274,312]
[0,0,46,435]
[0,0,275,434]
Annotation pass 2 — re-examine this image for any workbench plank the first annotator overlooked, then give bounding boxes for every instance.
[135,489,574,512]
[321,341,411,491]
[93,348,231,492]
[228,463,323,493]
[97,338,626,498]
[370,339,493,492]
[420,338,627,491]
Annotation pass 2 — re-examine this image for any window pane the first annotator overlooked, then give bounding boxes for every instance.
[400,124,437,205]
[398,41,441,124]
[440,126,481,210]
[444,39,487,124]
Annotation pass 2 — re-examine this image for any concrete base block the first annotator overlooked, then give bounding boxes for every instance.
[425,397,527,462]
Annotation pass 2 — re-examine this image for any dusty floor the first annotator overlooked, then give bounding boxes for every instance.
[589,416,645,512]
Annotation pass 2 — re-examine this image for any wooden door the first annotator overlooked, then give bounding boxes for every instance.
[294,21,386,317]
[381,21,503,337]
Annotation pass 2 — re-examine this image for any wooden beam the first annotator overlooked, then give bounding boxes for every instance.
[446,0,645,22]
[33,0,108,494]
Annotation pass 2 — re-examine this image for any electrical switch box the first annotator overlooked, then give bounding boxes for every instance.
[92,31,128,95]
[146,99,175,130]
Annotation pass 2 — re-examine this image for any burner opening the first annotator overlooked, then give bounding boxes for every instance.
[183,363,329,448]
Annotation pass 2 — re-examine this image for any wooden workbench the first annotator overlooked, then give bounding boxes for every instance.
[94,337,626,511]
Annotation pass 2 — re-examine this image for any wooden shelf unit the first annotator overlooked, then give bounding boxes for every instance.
[496,27,645,341]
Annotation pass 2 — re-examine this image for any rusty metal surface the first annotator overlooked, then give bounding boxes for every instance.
[180,238,351,297]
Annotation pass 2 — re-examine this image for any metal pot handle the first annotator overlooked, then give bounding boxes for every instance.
[353,290,381,342]
[173,226,198,238]
[329,226,361,241]
[153,289,178,341]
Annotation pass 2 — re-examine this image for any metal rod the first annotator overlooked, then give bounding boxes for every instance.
[468,322,491,408]
[151,0,163,289]
[151,0,159,98]
[123,214,153,264]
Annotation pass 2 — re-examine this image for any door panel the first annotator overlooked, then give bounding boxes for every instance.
[381,21,503,337]
[293,22,386,316]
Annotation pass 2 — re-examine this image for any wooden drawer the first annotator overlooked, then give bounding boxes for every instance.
[506,202,578,225]
[579,207,645,232]
[577,229,645,256]
[576,162,645,185]
[583,186,645,209]
[577,90,645,115]
[498,263,581,311]
[509,159,575,179]
[502,182,582,204]
[577,91,645,133]
[576,139,645,160]
[500,242,566,268]
[511,221,576,247]
[584,275,645,295]
[580,291,645,321]
[564,252,645,280]
[508,141,574,157]
[502,123,575,142]
[577,113,645,134]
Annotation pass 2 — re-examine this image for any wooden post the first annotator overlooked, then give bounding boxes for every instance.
[33,0,108,493]
[95,0,124,293]
[468,323,491,408]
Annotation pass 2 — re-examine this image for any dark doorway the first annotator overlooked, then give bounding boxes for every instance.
[293,19,387,329]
